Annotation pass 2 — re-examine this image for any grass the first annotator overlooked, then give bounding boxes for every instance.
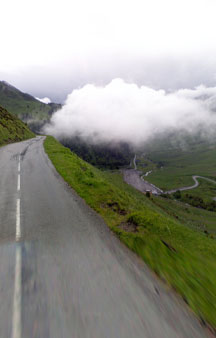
[142,144,216,191]
[151,194,216,234]
[44,136,216,329]
[181,179,216,203]
[0,106,35,146]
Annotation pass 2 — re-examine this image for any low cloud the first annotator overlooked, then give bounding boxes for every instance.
[36,97,51,104]
[44,79,216,146]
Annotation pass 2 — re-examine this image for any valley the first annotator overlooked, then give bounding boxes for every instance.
[124,140,216,238]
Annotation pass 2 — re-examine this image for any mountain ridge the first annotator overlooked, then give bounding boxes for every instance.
[0,81,61,132]
[0,105,35,145]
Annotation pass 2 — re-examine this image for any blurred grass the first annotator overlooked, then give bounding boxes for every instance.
[44,136,216,328]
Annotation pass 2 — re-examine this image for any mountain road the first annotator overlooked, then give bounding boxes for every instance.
[0,136,209,338]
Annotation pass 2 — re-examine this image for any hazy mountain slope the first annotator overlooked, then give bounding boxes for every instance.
[0,81,61,126]
[61,136,133,169]
[0,105,35,145]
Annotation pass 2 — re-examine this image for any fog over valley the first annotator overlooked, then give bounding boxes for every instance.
[44,79,216,147]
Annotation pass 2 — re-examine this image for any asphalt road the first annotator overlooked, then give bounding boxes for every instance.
[123,169,162,195]
[0,136,210,338]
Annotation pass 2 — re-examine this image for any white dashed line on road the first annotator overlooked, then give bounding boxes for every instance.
[16,199,21,241]
[18,155,20,173]
[12,154,22,338]
[17,175,20,192]
[12,245,22,338]
[16,154,21,240]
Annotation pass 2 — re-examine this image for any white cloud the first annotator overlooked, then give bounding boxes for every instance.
[44,79,216,146]
[0,0,216,102]
[1,0,216,82]
[36,97,51,104]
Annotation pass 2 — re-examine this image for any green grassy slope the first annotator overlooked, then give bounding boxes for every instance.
[0,81,61,122]
[145,146,216,190]
[44,136,216,329]
[150,193,216,234]
[0,105,35,146]
[61,136,133,169]
[139,135,216,191]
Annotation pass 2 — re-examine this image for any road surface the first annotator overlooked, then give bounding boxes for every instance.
[133,154,137,170]
[123,169,162,195]
[0,136,209,337]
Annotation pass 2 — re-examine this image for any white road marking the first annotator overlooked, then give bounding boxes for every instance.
[12,154,22,338]
[17,175,20,192]
[11,245,22,338]
[18,156,20,173]
[16,199,21,241]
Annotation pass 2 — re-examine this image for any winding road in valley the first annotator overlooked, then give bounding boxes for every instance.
[0,139,210,337]
[133,154,137,170]
[166,175,216,194]
[126,154,216,195]
[123,169,163,195]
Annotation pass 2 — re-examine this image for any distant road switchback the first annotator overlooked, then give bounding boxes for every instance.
[123,169,162,195]
[166,175,216,194]
[127,155,216,196]
[0,136,208,337]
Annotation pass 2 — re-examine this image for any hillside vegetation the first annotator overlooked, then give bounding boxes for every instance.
[44,136,216,330]
[61,136,133,169]
[139,133,216,191]
[0,81,61,131]
[0,105,34,146]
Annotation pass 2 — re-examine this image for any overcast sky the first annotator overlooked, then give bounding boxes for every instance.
[1,0,216,102]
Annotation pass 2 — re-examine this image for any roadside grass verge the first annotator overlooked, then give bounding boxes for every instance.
[44,136,216,329]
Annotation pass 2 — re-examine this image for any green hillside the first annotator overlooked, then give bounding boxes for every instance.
[61,136,132,169]
[44,136,216,329]
[0,105,35,146]
[0,81,61,129]
[141,140,216,191]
